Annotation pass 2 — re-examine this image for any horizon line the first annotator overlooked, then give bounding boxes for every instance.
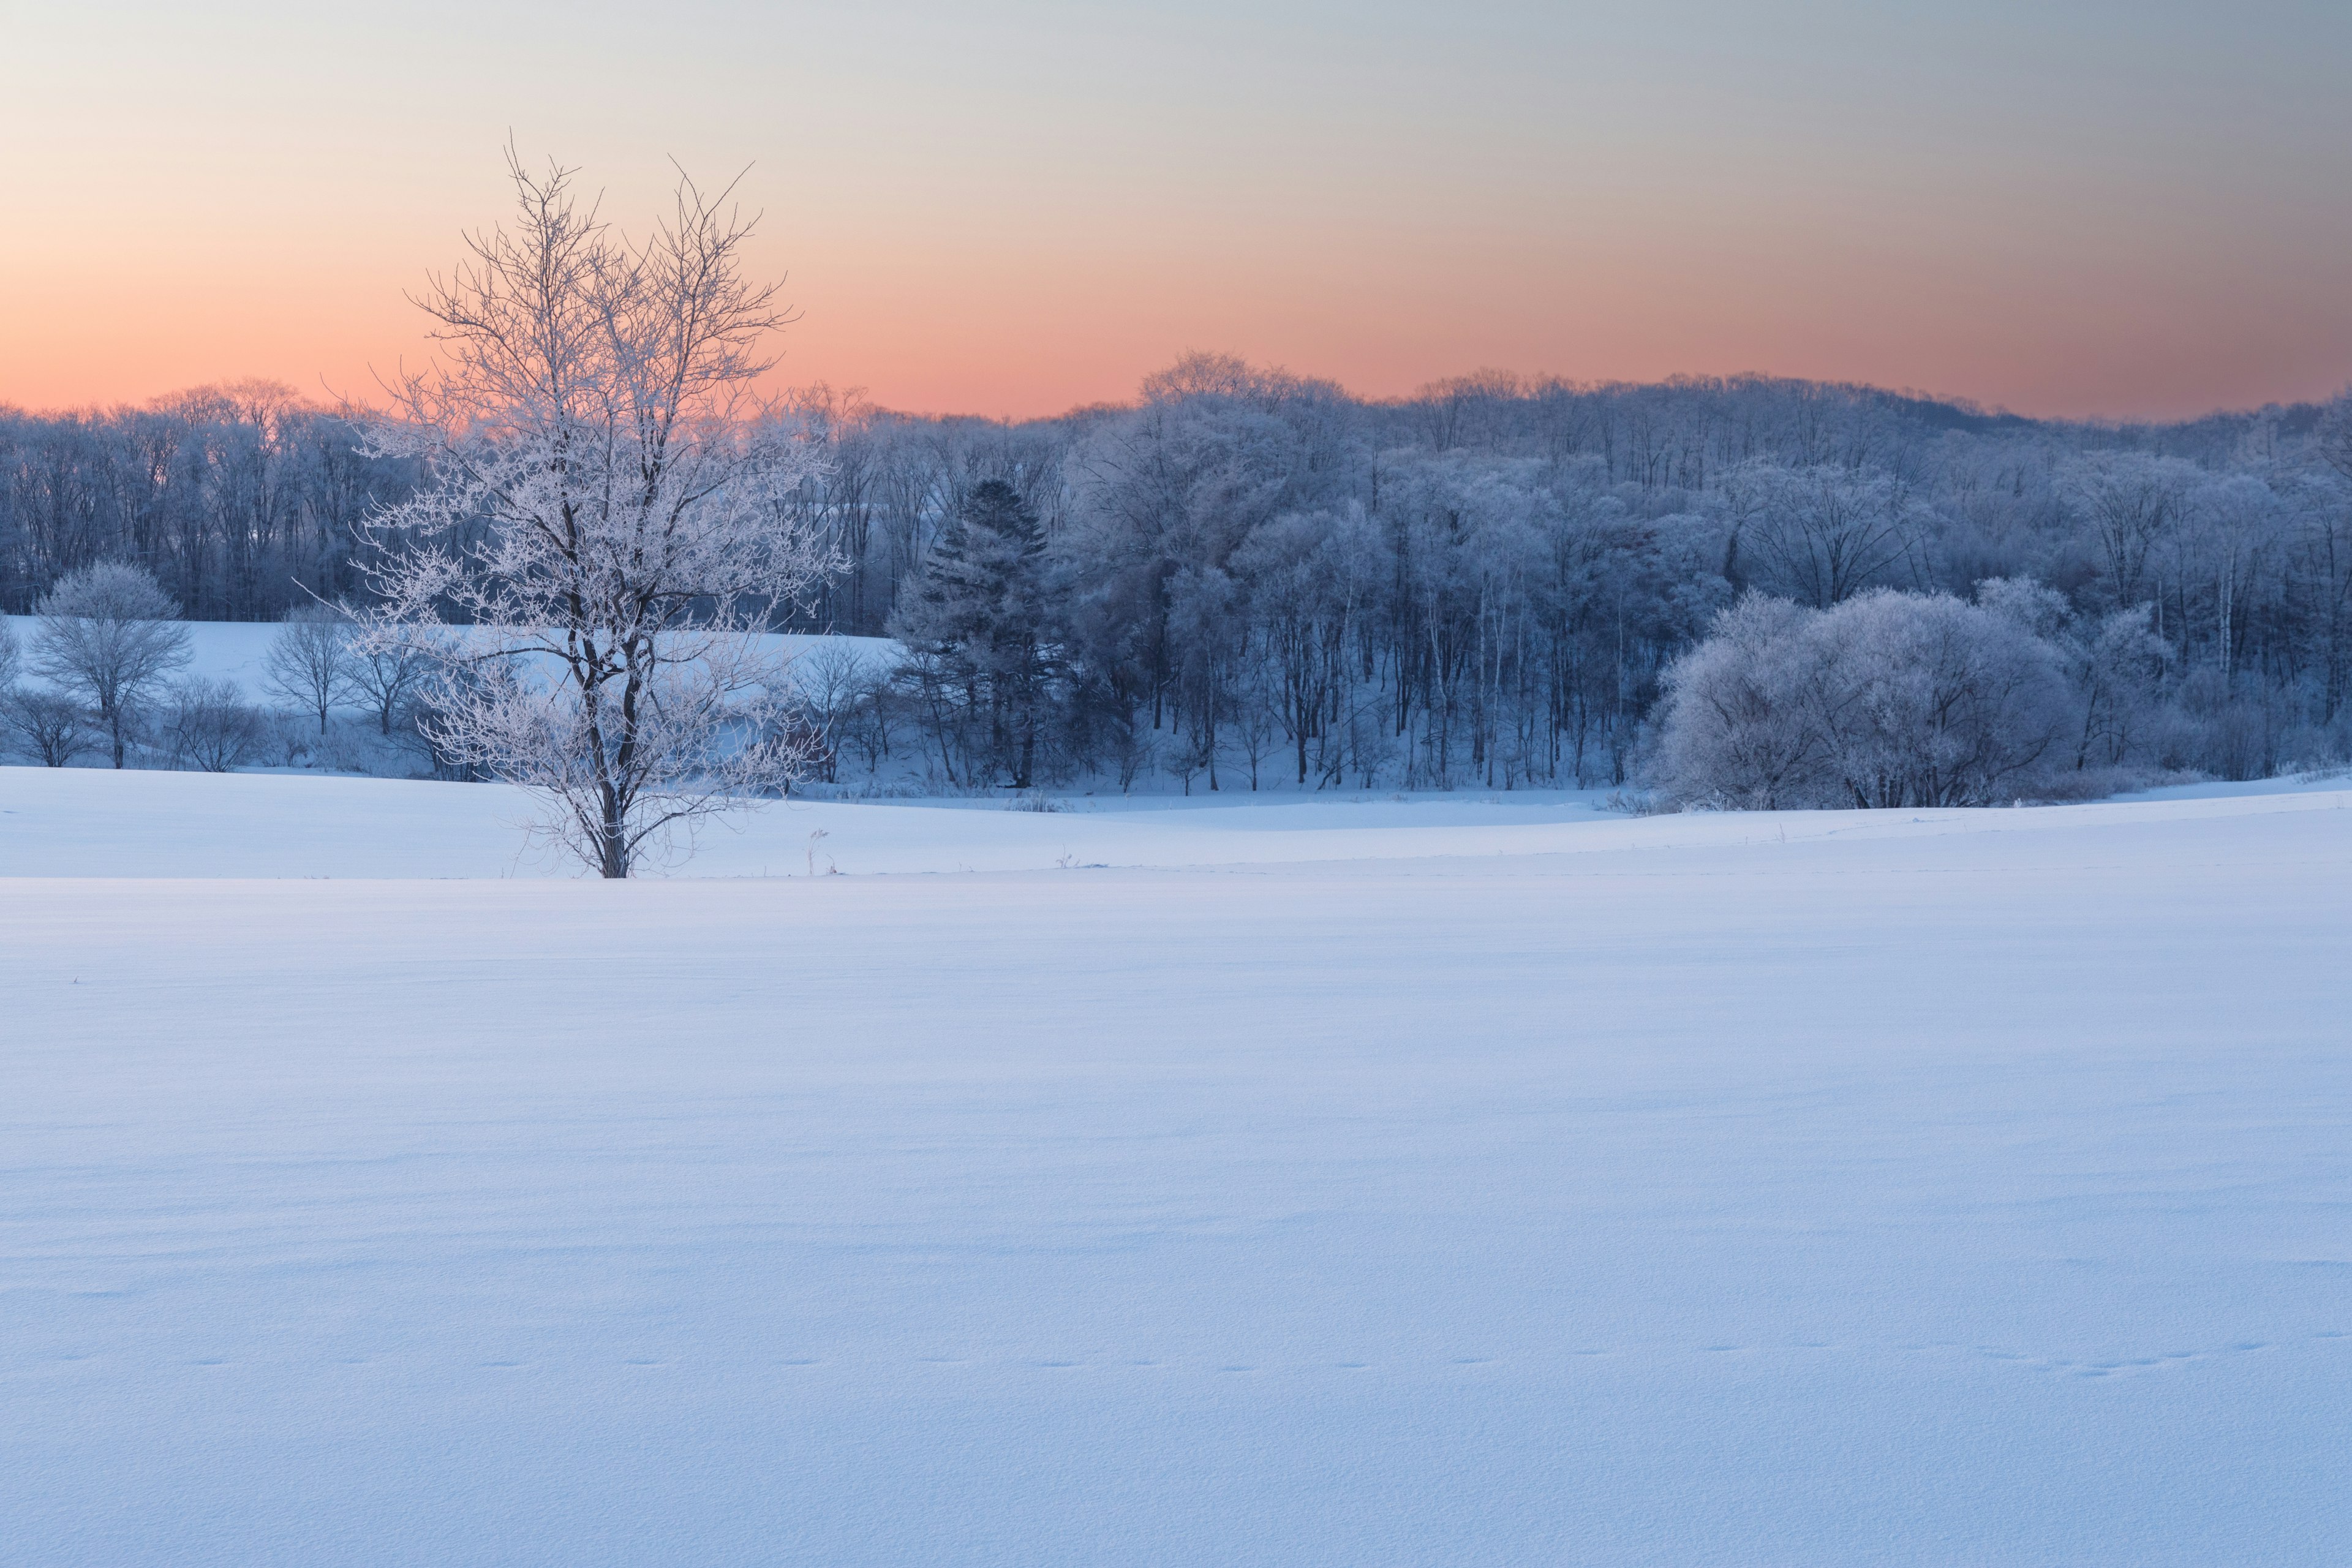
[4,363,2345,432]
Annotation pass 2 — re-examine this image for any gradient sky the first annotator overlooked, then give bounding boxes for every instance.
[6,1,2350,420]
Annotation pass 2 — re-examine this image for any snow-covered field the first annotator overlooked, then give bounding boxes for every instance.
[5,767,2350,1565]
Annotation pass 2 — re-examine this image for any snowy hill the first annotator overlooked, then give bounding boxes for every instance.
[0,615,898,707]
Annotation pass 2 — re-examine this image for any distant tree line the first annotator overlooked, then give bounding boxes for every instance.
[9,358,2352,796]
[781,358,2352,791]
[0,382,415,620]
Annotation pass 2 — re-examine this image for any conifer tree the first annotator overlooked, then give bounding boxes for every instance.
[889,480,1058,786]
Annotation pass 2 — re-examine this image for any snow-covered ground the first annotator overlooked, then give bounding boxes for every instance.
[4,769,2350,1565]
[6,764,2350,880]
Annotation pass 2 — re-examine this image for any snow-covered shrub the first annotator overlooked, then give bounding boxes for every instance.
[1656,589,2073,809]
[1005,787,1065,812]
[1649,595,1825,809]
[263,713,315,769]
[1601,786,1670,815]
[788,776,927,802]
[1811,589,2072,807]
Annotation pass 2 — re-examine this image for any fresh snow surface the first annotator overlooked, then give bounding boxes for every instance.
[4,771,2350,1566]
[6,764,2351,881]
[2113,765,2352,802]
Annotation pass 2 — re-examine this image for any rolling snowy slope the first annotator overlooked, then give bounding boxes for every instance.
[3,774,2350,1566]
[0,615,895,706]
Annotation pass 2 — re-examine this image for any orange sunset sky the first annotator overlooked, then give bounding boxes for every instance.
[6,1,2350,421]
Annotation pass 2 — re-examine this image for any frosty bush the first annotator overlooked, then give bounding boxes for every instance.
[164,678,267,772]
[1657,589,2072,809]
[4,688,94,767]
[263,712,315,769]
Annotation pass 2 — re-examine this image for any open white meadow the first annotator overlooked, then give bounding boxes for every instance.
[4,766,2350,1565]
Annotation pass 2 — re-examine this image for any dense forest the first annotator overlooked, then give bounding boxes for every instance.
[6,358,2351,794]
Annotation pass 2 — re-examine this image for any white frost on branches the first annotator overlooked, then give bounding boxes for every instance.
[356,153,840,877]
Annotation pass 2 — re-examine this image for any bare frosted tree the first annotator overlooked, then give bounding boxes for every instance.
[1228,655,1284,791]
[0,616,20,693]
[1725,462,1921,608]
[163,677,267,772]
[2059,453,2194,612]
[793,639,886,784]
[30,562,194,767]
[260,604,356,734]
[356,153,837,876]
[4,688,96,767]
[342,605,431,736]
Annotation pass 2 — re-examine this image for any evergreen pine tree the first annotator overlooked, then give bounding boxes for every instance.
[888,480,1058,786]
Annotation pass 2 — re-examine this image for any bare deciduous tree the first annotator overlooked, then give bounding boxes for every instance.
[342,605,431,736]
[793,640,886,784]
[4,689,95,767]
[163,677,268,772]
[1228,656,1284,791]
[30,562,193,767]
[1726,462,1921,608]
[2059,453,2194,612]
[260,604,356,734]
[356,153,839,876]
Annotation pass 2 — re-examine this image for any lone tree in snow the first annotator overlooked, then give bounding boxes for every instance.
[340,601,430,736]
[357,153,838,877]
[30,562,193,768]
[260,605,357,735]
